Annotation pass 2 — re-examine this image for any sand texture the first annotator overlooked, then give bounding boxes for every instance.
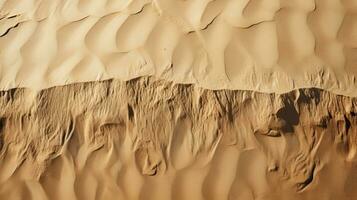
[0,0,357,200]
[0,77,356,200]
[0,0,356,95]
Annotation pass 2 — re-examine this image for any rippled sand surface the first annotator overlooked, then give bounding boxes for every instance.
[0,1,356,200]
[0,0,356,94]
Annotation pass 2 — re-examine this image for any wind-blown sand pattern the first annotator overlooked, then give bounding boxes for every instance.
[0,0,357,200]
[0,0,356,94]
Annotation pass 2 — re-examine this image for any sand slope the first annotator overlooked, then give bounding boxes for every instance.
[0,77,356,200]
[0,0,356,95]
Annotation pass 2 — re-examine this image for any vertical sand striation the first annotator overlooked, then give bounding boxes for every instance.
[0,77,356,200]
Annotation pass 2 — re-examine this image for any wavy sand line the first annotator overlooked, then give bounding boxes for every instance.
[0,0,356,95]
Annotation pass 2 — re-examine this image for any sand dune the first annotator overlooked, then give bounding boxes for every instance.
[0,0,357,200]
[0,0,356,95]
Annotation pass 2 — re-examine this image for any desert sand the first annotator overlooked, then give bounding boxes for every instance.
[0,0,356,200]
[0,0,356,94]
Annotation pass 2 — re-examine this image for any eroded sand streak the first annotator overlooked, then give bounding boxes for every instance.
[0,77,356,200]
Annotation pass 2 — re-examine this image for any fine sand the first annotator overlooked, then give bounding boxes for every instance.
[0,1,357,200]
[0,0,356,95]
[0,78,356,200]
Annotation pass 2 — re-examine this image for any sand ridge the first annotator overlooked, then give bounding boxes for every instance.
[0,0,356,95]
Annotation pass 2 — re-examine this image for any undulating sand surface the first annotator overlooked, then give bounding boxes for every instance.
[0,0,356,94]
[0,0,357,200]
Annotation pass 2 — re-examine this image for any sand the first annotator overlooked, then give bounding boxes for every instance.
[0,0,356,94]
[0,78,356,200]
[0,0,356,200]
